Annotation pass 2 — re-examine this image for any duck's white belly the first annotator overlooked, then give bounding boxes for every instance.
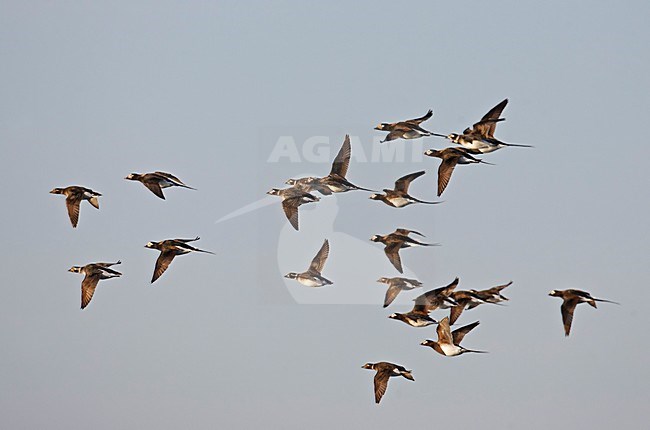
[440,343,462,356]
[461,139,500,153]
[299,278,322,288]
[390,197,411,207]
[407,318,434,327]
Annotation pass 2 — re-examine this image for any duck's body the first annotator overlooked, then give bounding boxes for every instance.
[388,311,437,327]
[371,228,437,273]
[125,171,195,199]
[284,135,373,195]
[469,281,514,305]
[369,171,440,208]
[145,237,214,283]
[445,99,531,153]
[362,361,414,404]
[50,186,101,228]
[549,289,619,336]
[378,125,436,143]
[376,109,433,132]
[420,317,486,357]
[388,278,459,327]
[424,147,490,196]
[377,277,423,308]
[285,239,333,287]
[448,133,531,154]
[412,278,460,312]
[320,173,373,193]
[284,177,333,195]
[68,260,121,309]
[375,110,445,143]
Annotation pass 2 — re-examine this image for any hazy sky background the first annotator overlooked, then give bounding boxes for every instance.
[1,1,649,428]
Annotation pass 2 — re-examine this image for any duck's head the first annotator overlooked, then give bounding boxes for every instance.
[284,272,298,279]
[424,149,441,158]
[68,266,82,273]
[388,313,400,320]
[549,290,559,297]
[266,188,280,196]
[49,188,64,194]
[144,241,158,249]
[420,339,435,347]
[125,173,141,181]
[370,235,383,243]
[368,193,383,201]
[361,363,375,370]
[285,179,297,186]
[447,133,459,142]
[374,123,390,131]
[376,277,388,283]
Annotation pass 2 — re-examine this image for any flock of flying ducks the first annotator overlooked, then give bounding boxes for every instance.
[49,99,619,403]
[50,172,212,308]
[266,99,620,404]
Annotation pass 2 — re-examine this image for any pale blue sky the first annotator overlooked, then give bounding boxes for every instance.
[1,1,649,429]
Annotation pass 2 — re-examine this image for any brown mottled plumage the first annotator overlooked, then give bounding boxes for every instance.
[369,171,441,208]
[420,317,486,356]
[68,261,121,309]
[267,187,320,231]
[549,289,619,336]
[424,147,490,196]
[125,171,195,200]
[377,277,423,308]
[145,237,214,283]
[362,362,414,404]
[370,228,438,273]
[50,186,101,228]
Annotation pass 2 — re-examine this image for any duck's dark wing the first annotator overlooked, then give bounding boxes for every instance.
[561,299,579,336]
[152,250,176,283]
[472,99,508,137]
[414,278,459,312]
[394,171,425,193]
[373,370,392,404]
[94,261,121,269]
[413,290,440,313]
[143,180,166,199]
[281,198,301,231]
[433,277,460,297]
[404,109,433,126]
[566,289,593,300]
[329,135,351,178]
[383,285,401,308]
[309,239,329,273]
[394,228,425,237]
[384,242,403,273]
[437,156,459,197]
[485,281,513,294]
[436,317,453,344]
[452,321,480,345]
[381,130,404,143]
[80,273,101,309]
[171,237,200,243]
[153,171,182,183]
[449,304,465,325]
[65,195,81,228]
